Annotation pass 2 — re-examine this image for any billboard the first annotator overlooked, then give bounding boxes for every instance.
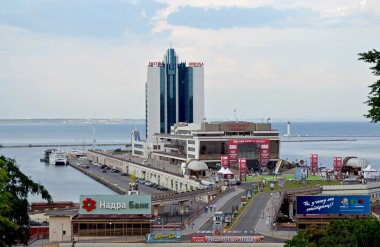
[80,195,151,215]
[297,195,370,215]
[228,139,270,166]
[221,155,229,168]
[310,154,318,173]
[333,157,343,173]
[191,236,264,243]
[238,158,247,181]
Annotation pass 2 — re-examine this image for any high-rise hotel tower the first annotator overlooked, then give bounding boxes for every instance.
[145,48,204,142]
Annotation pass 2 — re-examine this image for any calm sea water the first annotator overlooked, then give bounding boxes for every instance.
[0,120,379,202]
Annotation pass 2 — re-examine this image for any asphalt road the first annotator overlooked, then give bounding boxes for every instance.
[199,190,245,231]
[70,159,166,195]
[233,192,271,231]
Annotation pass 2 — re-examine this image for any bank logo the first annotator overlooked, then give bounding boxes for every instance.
[82,197,97,212]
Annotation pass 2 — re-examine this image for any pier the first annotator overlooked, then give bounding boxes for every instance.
[0,143,129,148]
[282,138,356,142]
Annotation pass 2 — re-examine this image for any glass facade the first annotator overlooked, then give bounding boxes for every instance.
[146,48,201,139]
[160,67,165,133]
[165,48,177,133]
[72,221,151,237]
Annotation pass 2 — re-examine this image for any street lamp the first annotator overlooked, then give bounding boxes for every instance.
[109,222,112,243]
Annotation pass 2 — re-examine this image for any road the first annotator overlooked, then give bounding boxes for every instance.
[70,159,165,195]
[199,190,245,231]
[233,192,271,231]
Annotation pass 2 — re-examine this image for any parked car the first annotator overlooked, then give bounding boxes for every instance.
[102,169,107,173]
[157,187,169,191]
[144,182,152,186]
[120,172,128,176]
[111,169,119,173]
[344,176,357,182]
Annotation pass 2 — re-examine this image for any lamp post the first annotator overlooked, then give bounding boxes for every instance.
[109,222,112,244]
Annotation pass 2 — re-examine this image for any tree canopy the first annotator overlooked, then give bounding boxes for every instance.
[358,49,380,122]
[285,217,380,247]
[0,156,52,246]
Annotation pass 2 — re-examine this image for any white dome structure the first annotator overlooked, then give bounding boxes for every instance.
[346,158,369,169]
[187,160,209,171]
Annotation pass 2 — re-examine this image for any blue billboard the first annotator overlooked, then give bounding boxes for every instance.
[297,195,370,215]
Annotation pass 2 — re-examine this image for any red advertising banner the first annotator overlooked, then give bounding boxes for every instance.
[310,154,318,173]
[333,157,343,173]
[228,140,238,167]
[228,139,270,167]
[220,155,229,169]
[191,236,207,243]
[259,139,270,165]
[238,158,247,181]
[191,235,265,243]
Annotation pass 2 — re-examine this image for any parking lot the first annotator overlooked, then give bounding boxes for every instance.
[70,159,167,196]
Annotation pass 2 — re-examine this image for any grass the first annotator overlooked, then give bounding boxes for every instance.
[245,175,340,192]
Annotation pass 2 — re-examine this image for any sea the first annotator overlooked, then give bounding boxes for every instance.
[0,120,379,203]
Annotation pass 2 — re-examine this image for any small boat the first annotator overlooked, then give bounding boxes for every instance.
[49,151,67,165]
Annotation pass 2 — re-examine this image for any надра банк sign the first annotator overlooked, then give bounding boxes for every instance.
[80,195,151,215]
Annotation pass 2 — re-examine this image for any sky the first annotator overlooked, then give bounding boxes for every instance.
[0,0,379,121]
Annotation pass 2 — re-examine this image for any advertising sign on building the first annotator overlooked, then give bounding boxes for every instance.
[310,154,318,173]
[333,157,343,173]
[221,155,229,169]
[146,232,181,242]
[80,195,151,215]
[297,195,370,215]
[228,139,270,166]
[238,158,247,181]
[188,62,204,67]
[148,62,164,67]
[191,235,264,243]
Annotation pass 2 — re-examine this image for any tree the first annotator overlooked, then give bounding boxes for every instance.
[285,217,380,247]
[0,156,52,246]
[358,49,380,122]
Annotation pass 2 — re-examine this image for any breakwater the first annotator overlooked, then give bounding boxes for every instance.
[282,138,356,142]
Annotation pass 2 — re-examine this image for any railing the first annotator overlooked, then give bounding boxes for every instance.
[269,191,287,229]
[269,185,322,229]
[286,185,322,195]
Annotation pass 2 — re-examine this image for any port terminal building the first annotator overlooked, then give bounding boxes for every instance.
[132,121,281,171]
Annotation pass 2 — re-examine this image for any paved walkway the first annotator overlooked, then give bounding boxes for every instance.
[180,187,245,235]
[255,192,296,240]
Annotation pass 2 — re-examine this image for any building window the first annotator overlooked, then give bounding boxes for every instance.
[188,154,195,158]
[134,144,144,149]
[188,147,195,152]
[188,140,195,144]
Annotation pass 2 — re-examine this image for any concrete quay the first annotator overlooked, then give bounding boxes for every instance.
[87,150,203,193]
[68,160,128,195]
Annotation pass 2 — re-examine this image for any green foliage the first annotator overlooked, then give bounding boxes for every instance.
[285,217,380,247]
[0,156,52,246]
[358,49,380,122]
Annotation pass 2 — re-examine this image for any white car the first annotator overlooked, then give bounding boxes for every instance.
[344,176,357,182]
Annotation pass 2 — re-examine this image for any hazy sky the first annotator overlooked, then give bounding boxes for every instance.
[0,0,379,121]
